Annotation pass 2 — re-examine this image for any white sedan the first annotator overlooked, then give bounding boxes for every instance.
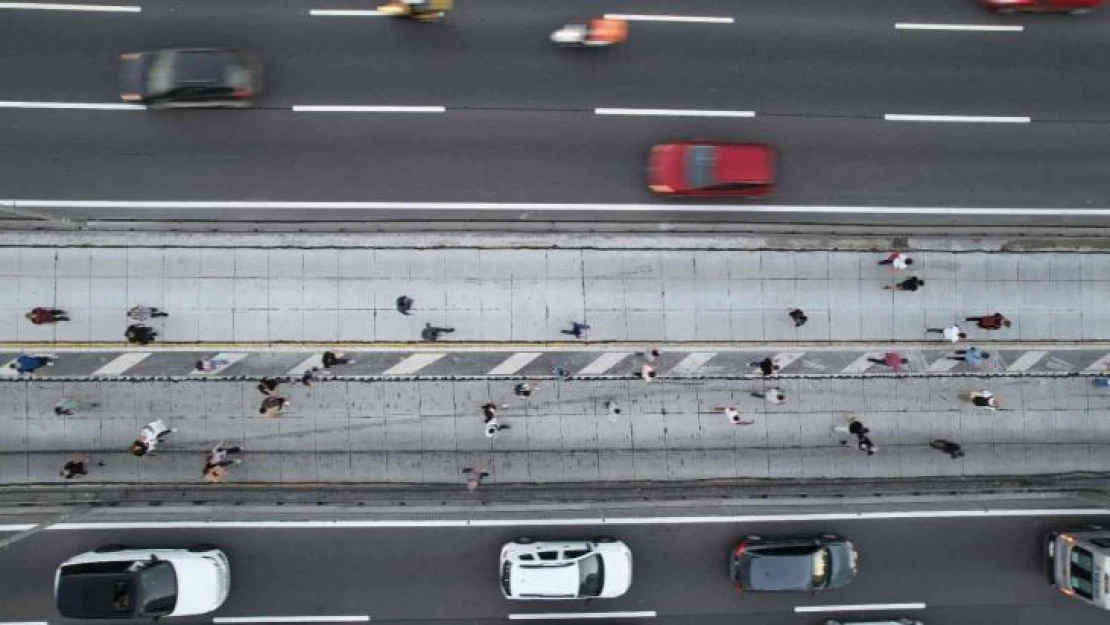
[499,538,633,600]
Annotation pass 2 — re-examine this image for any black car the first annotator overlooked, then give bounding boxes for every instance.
[119,48,262,108]
[729,534,857,592]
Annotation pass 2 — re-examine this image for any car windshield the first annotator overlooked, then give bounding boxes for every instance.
[577,553,605,597]
[146,51,178,96]
[1069,546,1096,599]
[685,146,717,189]
[136,560,178,616]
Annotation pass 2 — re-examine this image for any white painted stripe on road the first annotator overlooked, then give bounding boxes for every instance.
[927,357,960,372]
[0,2,139,11]
[0,101,144,110]
[795,603,927,613]
[1085,353,1110,372]
[669,352,717,375]
[0,525,36,531]
[510,613,656,620]
[841,353,877,374]
[92,352,151,376]
[1007,351,1047,372]
[48,508,1110,530]
[14,200,1110,218]
[382,353,445,375]
[0,359,21,377]
[595,108,755,118]
[191,353,248,376]
[772,352,805,371]
[293,105,445,113]
[214,617,370,623]
[287,354,324,375]
[603,13,733,24]
[0,621,50,625]
[895,22,1023,32]
[487,352,542,376]
[309,9,384,16]
[884,113,1031,123]
[577,352,631,375]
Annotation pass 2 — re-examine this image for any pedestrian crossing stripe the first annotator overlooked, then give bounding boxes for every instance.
[383,353,445,376]
[92,352,151,376]
[487,352,542,376]
[577,352,632,375]
[1006,351,1047,372]
[1085,353,1110,372]
[287,354,324,375]
[670,353,716,375]
[842,353,878,374]
[772,352,805,370]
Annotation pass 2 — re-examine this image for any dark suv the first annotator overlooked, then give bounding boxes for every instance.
[119,48,262,108]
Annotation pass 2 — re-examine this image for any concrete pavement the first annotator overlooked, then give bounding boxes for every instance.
[3,245,1110,344]
[5,375,1110,484]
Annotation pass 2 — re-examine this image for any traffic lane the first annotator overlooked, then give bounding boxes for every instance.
[0,515,1105,623]
[4,0,1110,119]
[3,108,1110,212]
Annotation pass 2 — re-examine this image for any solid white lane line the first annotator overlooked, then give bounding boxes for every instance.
[604,13,732,24]
[293,105,445,113]
[309,9,384,16]
[895,22,1023,32]
[0,2,139,11]
[0,101,144,110]
[596,107,755,118]
[488,352,543,376]
[795,603,926,613]
[0,621,50,625]
[577,352,632,375]
[46,508,1110,530]
[1007,351,1047,372]
[0,525,36,531]
[91,352,152,376]
[382,353,445,375]
[884,113,1031,123]
[214,617,370,623]
[13,201,1110,218]
[509,613,656,620]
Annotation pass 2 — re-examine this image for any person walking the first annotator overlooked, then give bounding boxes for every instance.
[421,323,455,342]
[787,308,808,327]
[719,405,754,425]
[867,351,907,373]
[258,377,281,395]
[54,398,99,416]
[485,416,510,438]
[751,388,786,405]
[750,357,779,377]
[949,346,990,367]
[641,363,657,382]
[125,324,157,345]
[605,400,622,418]
[26,307,69,324]
[561,321,590,339]
[130,419,176,456]
[395,295,414,315]
[127,305,169,321]
[856,434,878,455]
[462,466,490,492]
[10,354,55,374]
[966,313,1011,330]
[884,276,925,292]
[322,351,355,368]
[833,415,868,443]
[878,252,914,269]
[644,348,661,364]
[259,395,289,417]
[194,358,231,372]
[300,367,323,386]
[930,439,965,459]
[60,455,97,479]
[926,325,966,343]
[961,389,1001,410]
[514,382,538,398]
[202,442,243,483]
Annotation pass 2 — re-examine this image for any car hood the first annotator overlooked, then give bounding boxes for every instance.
[648,144,685,191]
[119,53,150,98]
[598,548,633,598]
[168,558,224,616]
[741,553,815,591]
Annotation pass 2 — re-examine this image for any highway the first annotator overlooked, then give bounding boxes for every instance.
[0,0,1108,215]
[0,512,1108,625]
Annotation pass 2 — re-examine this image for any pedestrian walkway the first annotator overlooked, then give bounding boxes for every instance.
[4,376,1109,484]
[2,246,1109,344]
[1,344,1109,379]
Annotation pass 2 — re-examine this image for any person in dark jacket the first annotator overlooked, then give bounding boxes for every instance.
[125,324,157,345]
[930,439,965,459]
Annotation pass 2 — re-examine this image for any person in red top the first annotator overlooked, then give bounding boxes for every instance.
[25,307,69,324]
[966,313,1011,330]
[867,351,908,373]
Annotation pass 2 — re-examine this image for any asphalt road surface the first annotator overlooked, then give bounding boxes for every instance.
[0,0,1108,214]
[1,514,1109,625]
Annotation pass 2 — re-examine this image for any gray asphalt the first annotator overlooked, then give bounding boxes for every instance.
[0,514,1107,624]
[0,0,1108,209]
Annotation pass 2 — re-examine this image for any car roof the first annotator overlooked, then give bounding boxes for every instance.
[744,549,818,590]
[57,564,139,618]
[169,49,233,85]
[511,562,580,597]
[714,143,774,184]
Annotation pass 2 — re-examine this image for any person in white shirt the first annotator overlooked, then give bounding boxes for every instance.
[130,419,176,456]
[878,252,914,270]
[926,324,966,343]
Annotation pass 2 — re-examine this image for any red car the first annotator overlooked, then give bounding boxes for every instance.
[981,0,1101,13]
[648,142,775,198]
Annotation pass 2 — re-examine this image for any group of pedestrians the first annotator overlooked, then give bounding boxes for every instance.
[22,304,169,347]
